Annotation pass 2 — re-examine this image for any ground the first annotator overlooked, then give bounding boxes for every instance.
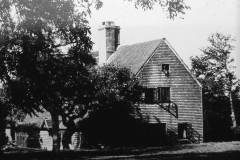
[1,141,240,159]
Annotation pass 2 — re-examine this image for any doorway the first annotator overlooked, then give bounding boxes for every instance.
[178,123,188,139]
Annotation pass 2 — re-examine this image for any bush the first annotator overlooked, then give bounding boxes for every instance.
[232,126,240,141]
[0,132,8,150]
[204,126,233,142]
[0,105,8,152]
[79,108,167,148]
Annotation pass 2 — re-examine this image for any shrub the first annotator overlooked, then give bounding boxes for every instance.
[0,132,8,150]
[232,126,240,141]
[0,104,8,152]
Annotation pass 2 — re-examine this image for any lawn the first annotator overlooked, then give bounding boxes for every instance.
[1,141,240,159]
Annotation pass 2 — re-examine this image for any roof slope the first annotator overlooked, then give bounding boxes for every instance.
[107,39,163,74]
[22,112,51,127]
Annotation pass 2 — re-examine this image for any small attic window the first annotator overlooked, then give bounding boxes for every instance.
[162,64,170,76]
[162,64,169,71]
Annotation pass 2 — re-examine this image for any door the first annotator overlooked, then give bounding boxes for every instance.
[178,123,187,139]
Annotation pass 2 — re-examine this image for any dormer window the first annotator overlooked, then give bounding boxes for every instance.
[162,64,170,76]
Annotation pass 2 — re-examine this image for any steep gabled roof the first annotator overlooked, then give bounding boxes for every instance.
[22,112,51,127]
[107,39,164,74]
[21,112,68,129]
[42,119,66,130]
[107,38,202,88]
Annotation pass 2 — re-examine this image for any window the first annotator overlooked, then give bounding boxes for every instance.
[159,87,170,102]
[162,64,170,76]
[162,64,169,72]
[144,87,170,104]
[144,88,157,104]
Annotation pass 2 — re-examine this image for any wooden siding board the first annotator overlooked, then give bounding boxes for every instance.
[138,40,203,139]
[40,131,53,150]
[6,129,12,141]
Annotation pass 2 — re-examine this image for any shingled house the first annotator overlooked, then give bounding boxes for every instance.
[94,21,203,143]
[5,112,82,150]
[5,21,203,149]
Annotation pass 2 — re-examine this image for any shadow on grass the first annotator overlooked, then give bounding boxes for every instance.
[1,145,240,160]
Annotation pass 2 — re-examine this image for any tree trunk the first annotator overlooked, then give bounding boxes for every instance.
[10,121,16,141]
[62,117,76,149]
[50,111,60,154]
[62,130,75,149]
[225,59,237,127]
[229,82,236,127]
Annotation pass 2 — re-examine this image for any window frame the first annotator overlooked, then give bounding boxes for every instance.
[158,87,171,103]
[162,64,170,72]
[144,87,171,104]
[162,64,170,76]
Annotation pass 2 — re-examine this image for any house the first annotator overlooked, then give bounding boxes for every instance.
[94,21,203,143]
[5,21,203,148]
[6,112,82,150]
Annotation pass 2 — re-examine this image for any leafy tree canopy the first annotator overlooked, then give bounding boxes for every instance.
[125,0,190,19]
[191,33,240,141]
[77,64,145,147]
[0,0,99,153]
[0,0,189,152]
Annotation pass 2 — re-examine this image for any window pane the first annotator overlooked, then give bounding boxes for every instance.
[158,88,162,102]
[153,88,158,103]
[162,64,169,71]
[145,88,159,104]
[159,87,170,102]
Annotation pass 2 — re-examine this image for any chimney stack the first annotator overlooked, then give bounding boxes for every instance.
[98,21,120,65]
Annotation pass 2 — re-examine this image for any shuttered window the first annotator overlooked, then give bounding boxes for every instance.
[144,87,170,104]
[145,88,155,104]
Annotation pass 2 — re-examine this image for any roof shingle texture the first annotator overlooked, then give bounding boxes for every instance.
[107,39,163,74]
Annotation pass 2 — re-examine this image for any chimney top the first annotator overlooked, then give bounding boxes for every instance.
[102,21,115,27]
[99,21,120,31]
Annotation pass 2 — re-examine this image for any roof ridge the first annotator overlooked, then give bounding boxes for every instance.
[119,39,163,48]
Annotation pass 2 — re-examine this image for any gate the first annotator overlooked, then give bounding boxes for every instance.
[16,132,28,147]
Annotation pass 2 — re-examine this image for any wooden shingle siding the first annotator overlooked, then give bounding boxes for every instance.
[40,131,53,150]
[6,128,12,141]
[39,131,82,150]
[70,132,81,149]
[138,40,203,138]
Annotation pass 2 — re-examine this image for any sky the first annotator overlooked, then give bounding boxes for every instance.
[86,0,240,79]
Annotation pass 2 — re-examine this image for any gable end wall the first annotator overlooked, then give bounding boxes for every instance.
[138,40,203,137]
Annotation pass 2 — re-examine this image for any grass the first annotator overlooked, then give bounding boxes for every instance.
[1,141,240,159]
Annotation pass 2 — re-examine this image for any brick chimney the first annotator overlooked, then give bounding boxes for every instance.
[98,21,120,65]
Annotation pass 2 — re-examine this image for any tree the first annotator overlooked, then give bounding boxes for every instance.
[77,64,144,147]
[191,33,239,138]
[0,0,189,153]
[125,0,190,19]
[232,83,240,126]
[0,85,26,153]
[0,0,99,153]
